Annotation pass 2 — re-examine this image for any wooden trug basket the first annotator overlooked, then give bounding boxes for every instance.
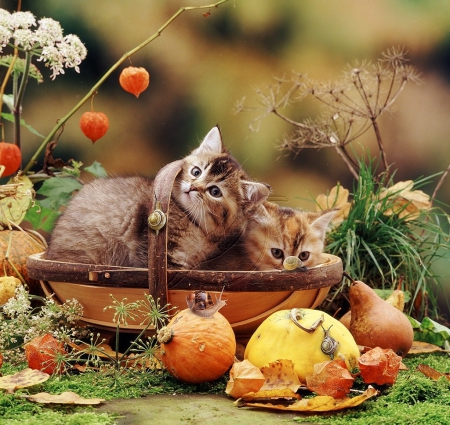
[27,160,343,343]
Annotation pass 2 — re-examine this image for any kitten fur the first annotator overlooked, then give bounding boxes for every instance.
[44,127,270,269]
[199,202,337,271]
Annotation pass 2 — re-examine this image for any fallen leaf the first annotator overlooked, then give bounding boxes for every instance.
[0,368,49,394]
[22,391,105,405]
[306,359,354,398]
[226,360,265,399]
[68,341,121,359]
[260,359,301,392]
[240,388,301,403]
[358,347,402,385]
[417,364,450,382]
[409,341,447,355]
[240,386,378,412]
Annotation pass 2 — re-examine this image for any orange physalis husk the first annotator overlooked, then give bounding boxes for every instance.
[358,347,402,385]
[225,359,265,399]
[79,111,109,143]
[119,66,150,98]
[25,334,67,375]
[306,359,354,398]
[0,142,22,177]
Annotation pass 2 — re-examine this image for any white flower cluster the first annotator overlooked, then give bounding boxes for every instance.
[0,9,87,79]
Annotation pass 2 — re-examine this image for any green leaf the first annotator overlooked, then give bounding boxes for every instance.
[23,202,60,233]
[408,315,450,347]
[85,161,108,178]
[1,112,45,138]
[37,177,82,199]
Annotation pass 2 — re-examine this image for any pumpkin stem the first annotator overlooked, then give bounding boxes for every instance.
[157,326,174,344]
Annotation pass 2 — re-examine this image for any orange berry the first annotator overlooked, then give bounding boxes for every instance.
[79,111,109,143]
[25,333,67,375]
[119,66,150,98]
[0,142,22,177]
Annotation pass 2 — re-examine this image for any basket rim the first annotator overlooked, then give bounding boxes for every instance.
[27,252,343,292]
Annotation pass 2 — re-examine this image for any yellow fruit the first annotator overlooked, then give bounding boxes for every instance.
[0,275,22,305]
[244,309,360,383]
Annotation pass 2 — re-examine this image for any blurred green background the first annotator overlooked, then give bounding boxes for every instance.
[1,0,448,206]
[1,0,449,304]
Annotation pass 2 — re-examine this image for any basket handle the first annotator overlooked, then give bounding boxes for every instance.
[148,160,183,307]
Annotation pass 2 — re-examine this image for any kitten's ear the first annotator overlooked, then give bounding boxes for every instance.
[243,181,271,206]
[193,126,224,155]
[311,209,338,237]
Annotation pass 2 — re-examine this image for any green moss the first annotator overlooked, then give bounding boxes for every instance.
[2,354,449,424]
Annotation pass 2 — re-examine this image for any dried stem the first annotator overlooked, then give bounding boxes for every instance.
[430,164,450,208]
[22,0,230,174]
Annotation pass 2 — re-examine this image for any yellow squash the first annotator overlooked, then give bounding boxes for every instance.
[244,308,360,383]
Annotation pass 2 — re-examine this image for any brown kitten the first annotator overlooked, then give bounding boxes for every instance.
[200,202,336,271]
[44,127,270,268]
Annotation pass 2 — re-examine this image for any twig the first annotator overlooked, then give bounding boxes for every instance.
[430,164,450,208]
[22,0,230,174]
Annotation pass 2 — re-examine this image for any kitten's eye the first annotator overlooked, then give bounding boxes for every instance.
[271,248,284,259]
[299,251,310,261]
[208,186,222,198]
[191,166,202,177]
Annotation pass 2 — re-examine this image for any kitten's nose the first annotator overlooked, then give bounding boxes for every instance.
[189,185,198,192]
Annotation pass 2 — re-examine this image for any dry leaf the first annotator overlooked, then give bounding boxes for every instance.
[0,368,49,394]
[358,347,402,385]
[306,359,354,398]
[23,391,105,405]
[260,359,301,392]
[417,364,450,382]
[378,180,431,221]
[240,388,301,403]
[408,341,446,354]
[226,360,265,399]
[316,185,351,226]
[240,386,378,412]
[68,341,121,359]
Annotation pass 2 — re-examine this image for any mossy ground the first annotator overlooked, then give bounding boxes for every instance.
[0,353,449,425]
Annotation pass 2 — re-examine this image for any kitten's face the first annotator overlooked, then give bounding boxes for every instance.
[245,203,336,270]
[172,127,269,236]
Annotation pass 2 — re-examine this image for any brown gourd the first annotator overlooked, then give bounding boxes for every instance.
[157,308,236,384]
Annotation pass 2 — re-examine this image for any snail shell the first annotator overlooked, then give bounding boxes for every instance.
[186,289,226,318]
[283,256,307,271]
[320,324,339,360]
[148,201,167,235]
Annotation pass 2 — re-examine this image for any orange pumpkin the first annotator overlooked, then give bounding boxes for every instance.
[25,333,67,375]
[157,309,236,384]
[0,230,46,296]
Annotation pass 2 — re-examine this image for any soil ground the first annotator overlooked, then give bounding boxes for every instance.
[98,393,314,425]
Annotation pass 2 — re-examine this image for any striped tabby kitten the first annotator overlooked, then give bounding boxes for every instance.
[45,127,270,269]
[201,202,336,270]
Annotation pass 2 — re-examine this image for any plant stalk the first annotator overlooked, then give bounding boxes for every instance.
[22,0,230,174]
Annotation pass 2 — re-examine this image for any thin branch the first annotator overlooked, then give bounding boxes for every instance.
[22,0,230,174]
[430,164,450,208]
[335,145,359,179]
[13,51,31,149]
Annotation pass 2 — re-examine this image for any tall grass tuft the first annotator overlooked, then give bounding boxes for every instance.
[322,161,449,319]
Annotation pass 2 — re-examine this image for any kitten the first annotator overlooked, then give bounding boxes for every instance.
[44,126,270,269]
[200,202,336,271]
